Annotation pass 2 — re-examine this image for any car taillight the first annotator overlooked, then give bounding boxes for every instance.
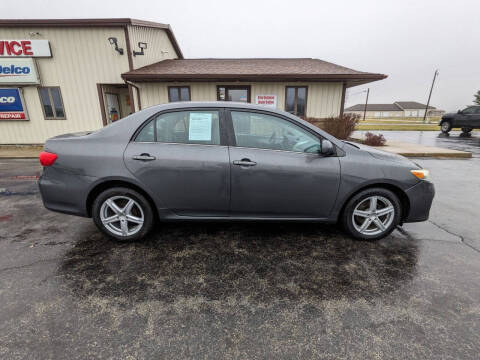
[39,151,58,166]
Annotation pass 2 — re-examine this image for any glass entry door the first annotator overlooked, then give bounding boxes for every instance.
[217,85,251,103]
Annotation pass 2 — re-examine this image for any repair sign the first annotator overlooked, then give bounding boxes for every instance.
[0,88,28,120]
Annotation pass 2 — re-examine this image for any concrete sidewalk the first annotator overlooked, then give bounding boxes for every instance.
[368,140,472,158]
[0,145,43,159]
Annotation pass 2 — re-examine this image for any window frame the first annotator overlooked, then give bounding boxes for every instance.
[38,86,67,120]
[167,86,191,102]
[217,85,251,103]
[224,108,329,155]
[132,107,228,146]
[285,86,308,117]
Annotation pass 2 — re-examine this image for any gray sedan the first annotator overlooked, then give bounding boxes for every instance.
[38,102,434,241]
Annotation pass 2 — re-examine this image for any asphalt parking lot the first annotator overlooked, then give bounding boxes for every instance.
[1,131,479,359]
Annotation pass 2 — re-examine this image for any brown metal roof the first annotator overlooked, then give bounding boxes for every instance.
[0,18,183,59]
[394,101,436,109]
[346,101,437,112]
[121,58,387,84]
[345,104,402,111]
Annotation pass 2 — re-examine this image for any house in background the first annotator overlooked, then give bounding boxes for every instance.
[344,101,445,118]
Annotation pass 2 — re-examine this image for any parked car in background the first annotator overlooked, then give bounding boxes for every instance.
[38,102,434,242]
[440,105,480,134]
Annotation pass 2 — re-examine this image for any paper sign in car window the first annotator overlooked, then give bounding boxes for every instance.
[189,112,212,141]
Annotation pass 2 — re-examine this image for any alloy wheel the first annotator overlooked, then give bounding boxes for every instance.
[352,195,395,236]
[100,196,144,237]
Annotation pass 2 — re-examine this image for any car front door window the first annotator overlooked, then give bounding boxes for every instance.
[230,111,321,153]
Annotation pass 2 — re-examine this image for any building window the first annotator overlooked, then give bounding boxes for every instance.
[285,86,307,117]
[38,87,66,119]
[217,86,250,103]
[168,86,191,102]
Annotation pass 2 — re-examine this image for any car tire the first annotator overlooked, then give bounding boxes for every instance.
[92,187,154,241]
[341,187,402,241]
[461,127,472,134]
[440,121,452,133]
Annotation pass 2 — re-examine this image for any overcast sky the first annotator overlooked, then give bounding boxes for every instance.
[3,0,480,111]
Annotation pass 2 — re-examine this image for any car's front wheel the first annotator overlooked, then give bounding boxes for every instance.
[92,187,154,241]
[440,121,452,133]
[461,127,472,134]
[342,188,401,241]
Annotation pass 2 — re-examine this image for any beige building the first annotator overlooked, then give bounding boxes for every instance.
[345,101,445,119]
[0,18,386,144]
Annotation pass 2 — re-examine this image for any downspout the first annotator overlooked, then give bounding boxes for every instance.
[125,80,142,111]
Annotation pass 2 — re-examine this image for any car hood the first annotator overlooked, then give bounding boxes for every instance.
[442,112,456,118]
[353,143,417,166]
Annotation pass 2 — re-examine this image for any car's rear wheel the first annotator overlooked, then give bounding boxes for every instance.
[441,121,452,133]
[461,127,472,134]
[342,188,401,241]
[92,187,154,241]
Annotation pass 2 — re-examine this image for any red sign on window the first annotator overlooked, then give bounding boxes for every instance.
[255,95,277,108]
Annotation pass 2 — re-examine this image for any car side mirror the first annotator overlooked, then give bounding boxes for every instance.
[320,139,335,156]
[457,110,462,114]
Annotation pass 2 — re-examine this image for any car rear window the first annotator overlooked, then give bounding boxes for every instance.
[135,110,221,145]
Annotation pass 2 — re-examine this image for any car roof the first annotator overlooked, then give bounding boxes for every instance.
[143,101,292,115]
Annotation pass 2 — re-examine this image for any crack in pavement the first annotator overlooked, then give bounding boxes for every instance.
[428,220,480,254]
[399,221,480,254]
[395,225,414,240]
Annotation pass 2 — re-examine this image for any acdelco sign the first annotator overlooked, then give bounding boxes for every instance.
[0,58,39,84]
[0,64,31,75]
[0,40,51,57]
[0,96,16,103]
[0,88,28,120]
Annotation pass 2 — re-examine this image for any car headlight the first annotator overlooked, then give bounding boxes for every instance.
[411,169,430,180]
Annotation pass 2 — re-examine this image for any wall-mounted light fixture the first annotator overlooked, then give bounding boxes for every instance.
[133,42,147,56]
[108,37,124,55]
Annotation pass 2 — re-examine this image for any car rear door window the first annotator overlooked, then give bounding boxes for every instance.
[136,120,155,142]
[230,111,320,153]
[135,110,221,145]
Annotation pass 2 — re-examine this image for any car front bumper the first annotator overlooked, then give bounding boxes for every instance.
[404,180,435,222]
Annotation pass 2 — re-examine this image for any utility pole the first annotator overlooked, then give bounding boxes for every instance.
[423,69,439,122]
[363,88,370,121]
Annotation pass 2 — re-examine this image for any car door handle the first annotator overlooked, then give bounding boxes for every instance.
[233,159,257,167]
[132,153,156,161]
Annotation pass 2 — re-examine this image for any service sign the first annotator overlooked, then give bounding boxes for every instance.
[0,58,39,84]
[255,94,277,108]
[0,40,51,57]
[0,88,28,120]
